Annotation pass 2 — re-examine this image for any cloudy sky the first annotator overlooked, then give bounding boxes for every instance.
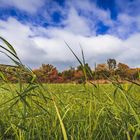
[0,0,140,70]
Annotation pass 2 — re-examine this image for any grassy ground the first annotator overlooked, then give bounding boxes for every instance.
[0,83,140,140]
[0,35,140,140]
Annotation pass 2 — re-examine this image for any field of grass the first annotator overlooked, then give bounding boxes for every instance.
[0,36,140,140]
[0,83,140,140]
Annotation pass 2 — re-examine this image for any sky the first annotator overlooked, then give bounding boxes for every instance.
[0,0,140,70]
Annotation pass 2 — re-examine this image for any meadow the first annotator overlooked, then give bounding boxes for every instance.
[0,37,140,140]
[0,83,140,140]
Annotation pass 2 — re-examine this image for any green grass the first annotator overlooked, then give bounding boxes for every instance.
[0,83,140,140]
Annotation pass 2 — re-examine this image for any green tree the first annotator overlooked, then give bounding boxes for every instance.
[107,59,116,70]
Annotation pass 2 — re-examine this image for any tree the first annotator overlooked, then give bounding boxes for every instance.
[96,64,108,71]
[74,70,85,83]
[95,63,110,79]
[107,59,116,70]
[61,67,75,82]
[77,63,93,80]
[115,63,130,80]
[0,64,34,83]
[117,63,129,71]
[126,68,139,80]
[33,64,59,83]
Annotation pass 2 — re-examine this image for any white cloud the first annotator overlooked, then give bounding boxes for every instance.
[116,0,140,16]
[0,17,140,70]
[69,0,113,27]
[108,13,140,38]
[118,34,140,64]
[28,28,140,68]
[40,0,113,33]
[0,18,46,67]
[0,0,44,13]
[63,8,92,36]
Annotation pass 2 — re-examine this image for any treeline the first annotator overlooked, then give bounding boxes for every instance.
[0,59,139,83]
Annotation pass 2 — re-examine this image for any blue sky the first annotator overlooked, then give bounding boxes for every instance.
[0,0,140,70]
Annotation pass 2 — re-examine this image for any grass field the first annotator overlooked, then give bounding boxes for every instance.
[0,83,140,140]
[0,37,140,140]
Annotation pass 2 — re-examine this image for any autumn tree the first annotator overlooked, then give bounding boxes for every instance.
[115,63,128,79]
[61,67,75,82]
[0,64,32,83]
[95,63,110,79]
[77,63,93,80]
[118,63,129,71]
[126,68,139,80]
[33,64,59,83]
[96,64,108,71]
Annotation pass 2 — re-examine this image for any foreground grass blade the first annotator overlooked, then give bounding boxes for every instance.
[53,99,68,140]
[0,45,20,61]
[0,36,17,55]
[49,90,68,140]
[65,42,88,82]
[65,41,83,67]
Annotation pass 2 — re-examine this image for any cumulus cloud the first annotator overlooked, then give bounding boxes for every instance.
[1,0,139,39]
[116,0,140,16]
[0,0,44,13]
[0,17,140,70]
[106,0,140,38]
[108,13,140,38]
[0,18,46,67]
[38,0,113,33]
[63,8,92,36]
[70,0,113,27]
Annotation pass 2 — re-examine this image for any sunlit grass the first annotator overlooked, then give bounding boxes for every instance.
[0,84,140,139]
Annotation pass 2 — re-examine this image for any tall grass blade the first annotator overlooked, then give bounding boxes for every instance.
[53,98,68,140]
[0,36,17,55]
